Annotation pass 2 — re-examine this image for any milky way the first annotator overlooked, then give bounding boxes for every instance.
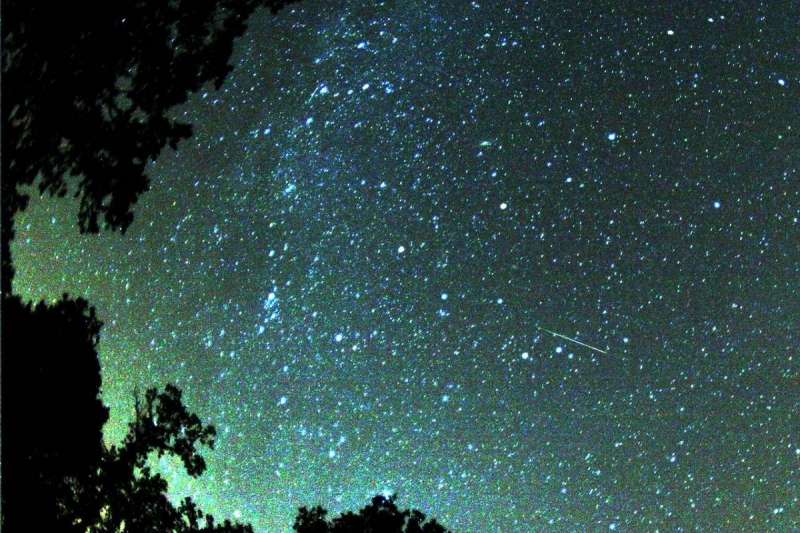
[13,1,799,532]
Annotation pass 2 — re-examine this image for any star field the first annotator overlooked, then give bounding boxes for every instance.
[12,1,800,532]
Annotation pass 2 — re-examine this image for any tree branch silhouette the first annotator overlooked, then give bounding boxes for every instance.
[2,0,297,294]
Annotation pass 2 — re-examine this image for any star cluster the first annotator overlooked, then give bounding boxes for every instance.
[13,1,799,532]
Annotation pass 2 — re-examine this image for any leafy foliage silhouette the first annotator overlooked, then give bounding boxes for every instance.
[3,3,456,533]
[293,495,452,533]
[1,294,252,532]
[96,384,253,533]
[3,1,298,527]
[2,0,296,294]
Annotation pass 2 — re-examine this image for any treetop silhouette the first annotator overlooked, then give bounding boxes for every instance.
[3,2,298,527]
[2,3,458,532]
[0,296,254,533]
[293,495,452,533]
[96,384,253,533]
[2,0,296,293]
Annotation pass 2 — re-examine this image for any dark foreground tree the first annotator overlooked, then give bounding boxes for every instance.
[293,495,452,533]
[2,294,110,533]
[3,1,297,530]
[1,296,247,532]
[95,384,252,533]
[2,0,297,294]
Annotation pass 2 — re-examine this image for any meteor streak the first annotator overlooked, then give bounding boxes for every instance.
[306,84,320,104]
[538,327,608,354]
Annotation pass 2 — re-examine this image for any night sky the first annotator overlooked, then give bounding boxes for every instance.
[12,1,800,532]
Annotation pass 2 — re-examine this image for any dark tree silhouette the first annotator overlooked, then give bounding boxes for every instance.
[1,292,249,532]
[0,296,250,532]
[95,384,253,533]
[2,294,109,533]
[3,4,457,533]
[2,0,296,294]
[293,495,453,533]
[2,1,297,528]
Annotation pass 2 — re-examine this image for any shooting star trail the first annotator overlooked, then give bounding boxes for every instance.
[306,84,320,104]
[538,327,608,354]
